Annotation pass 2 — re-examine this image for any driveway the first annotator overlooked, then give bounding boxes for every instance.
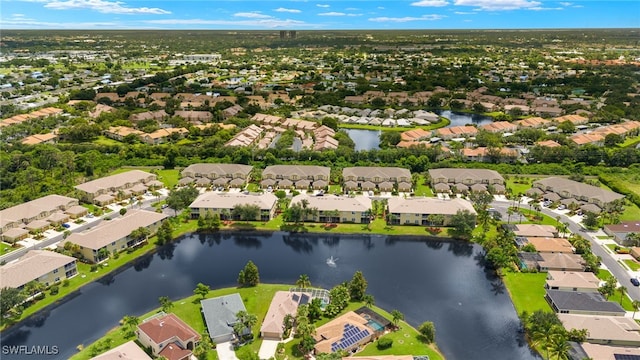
[216,341,239,360]
[258,339,280,359]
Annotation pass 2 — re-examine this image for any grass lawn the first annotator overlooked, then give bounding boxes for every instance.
[156,169,180,189]
[505,177,534,196]
[93,136,123,146]
[246,183,260,192]
[240,218,449,237]
[596,268,614,281]
[620,202,640,222]
[72,284,290,360]
[618,135,640,148]
[283,302,443,360]
[0,242,18,255]
[414,175,434,197]
[328,185,343,194]
[606,243,621,253]
[623,259,640,271]
[515,208,559,226]
[501,272,551,315]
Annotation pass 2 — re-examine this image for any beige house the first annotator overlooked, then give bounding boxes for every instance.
[104,126,144,141]
[0,250,77,289]
[387,197,477,226]
[0,194,79,235]
[429,168,504,186]
[141,128,189,145]
[290,194,372,224]
[261,165,330,189]
[137,313,200,360]
[189,192,278,221]
[21,132,58,145]
[74,170,158,204]
[533,177,624,208]
[538,253,585,272]
[603,222,640,246]
[260,291,310,340]
[558,314,640,346]
[525,237,574,253]
[90,340,152,360]
[62,210,167,263]
[181,163,253,184]
[575,343,640,360]
[511,224,557,238]
[313,311,375,354]
[342,167,411,192]
[545,271,601,292]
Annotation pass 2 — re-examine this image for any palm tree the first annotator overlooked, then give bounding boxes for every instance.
[548,335,570,360]
[296,274,311,288]
[618,285,628,303]
[159,296,173,313]
[390,309,404,327]
[363,294,375,308]
[631,300,640,319]
[121,315,139,336]
[506,208,514,224]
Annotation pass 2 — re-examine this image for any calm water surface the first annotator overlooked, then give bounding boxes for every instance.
[345,111,494,150]
[1,232,540,360]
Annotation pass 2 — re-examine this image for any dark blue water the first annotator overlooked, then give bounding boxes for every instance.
[1,232,540,360]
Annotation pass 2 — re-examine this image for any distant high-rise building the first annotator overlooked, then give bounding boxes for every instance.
[280,31,297,40]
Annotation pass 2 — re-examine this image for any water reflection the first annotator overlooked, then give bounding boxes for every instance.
[1,232,541,360]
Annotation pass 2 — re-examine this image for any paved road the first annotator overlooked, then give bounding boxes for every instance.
[491,199,640,302]
[1,195,167,264]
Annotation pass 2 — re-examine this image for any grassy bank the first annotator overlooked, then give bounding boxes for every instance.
[73,284,443,360]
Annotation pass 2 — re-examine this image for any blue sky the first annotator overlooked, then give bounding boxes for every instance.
[1,1,637,29]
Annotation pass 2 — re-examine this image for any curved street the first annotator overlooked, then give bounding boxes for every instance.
[491,198,640,303]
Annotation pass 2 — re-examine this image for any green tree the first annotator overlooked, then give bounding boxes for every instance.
[156,220,173,245]
[238,260,260,287]
[390,310,404,327]
[194,282,211,299]
[159,296,173,313]
[557,121,576,134]
[349,271,368,301]
[598,277,617,299]
[418,321,436,344]
[166,186,199,215]
[232,204,261,222]
[582,211,599,229]
[296,274,311,288]
[363,294,375,308]
[448,210,476,240]
[121,314,139,337]
[0,287,25,320]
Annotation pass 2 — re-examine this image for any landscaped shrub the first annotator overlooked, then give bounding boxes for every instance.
[49,285,59,295]
[62,279,70,287]
[90,264,98,272]
[377,337,393,349]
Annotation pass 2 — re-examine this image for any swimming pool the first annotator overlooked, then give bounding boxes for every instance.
[367,319,385,332]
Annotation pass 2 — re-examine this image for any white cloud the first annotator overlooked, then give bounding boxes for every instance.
[411,0,449,7]
[44,0,170,14]
[559,2,572,6]
[377,6,385,9]
[318,12,345,16]
[1,18,122,28]
[234,12,271,18]
[453,0,541,11]
[529,6,562,10]
[274,7,301,13]
[369,14,445,22]
[316,4,330,7]
[145,18,307,28]
[454,11,476,14]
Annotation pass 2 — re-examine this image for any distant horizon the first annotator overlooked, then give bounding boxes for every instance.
[1,0,637,30]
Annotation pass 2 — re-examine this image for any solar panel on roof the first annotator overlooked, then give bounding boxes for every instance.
[614,355,640,360]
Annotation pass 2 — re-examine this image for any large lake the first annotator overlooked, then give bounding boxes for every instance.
[345,111,494,151]
[1,232,540,360]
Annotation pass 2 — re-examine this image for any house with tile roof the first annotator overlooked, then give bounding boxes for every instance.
[290,194,372,224]
[74,170,158,204]
[545,271,601,293]
[189,192,278,221]
[90,340,152,360]
[260,291,311,340]
[62,210,167,263]
[545,290,626,316]
[387,197,476,226]
[558,314,640,346]
[533,177,624,209]
[262,165,330,190]
[137,313,200,360]
[0,250,77,289]
[313,311,375,354]
[0,194,79,236]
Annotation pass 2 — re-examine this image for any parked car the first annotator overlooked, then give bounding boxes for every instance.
[631,277,640,287]
[62,223,71,228]
[161,204,169,209]
[86,213,94,218]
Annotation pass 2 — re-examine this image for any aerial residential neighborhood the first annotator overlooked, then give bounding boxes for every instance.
[1,27,640,360]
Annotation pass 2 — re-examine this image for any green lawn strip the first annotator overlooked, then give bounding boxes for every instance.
[620,202,640,222]
[414,175,434,197]
[596,268,614,281]
[0,242,18,255]
[246,183,260,192]
[71,284,289,360]
[606,244,620,253]
[501,272,551,315]
[337,118,449,133]
[505,179,532,196]
[156,169,180,189]
[92,136,123,146]
[283,302,443,360]
[618,135,640,148]
[623,259,640,271]
[515,208,558,226]
[328,185,343,194]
